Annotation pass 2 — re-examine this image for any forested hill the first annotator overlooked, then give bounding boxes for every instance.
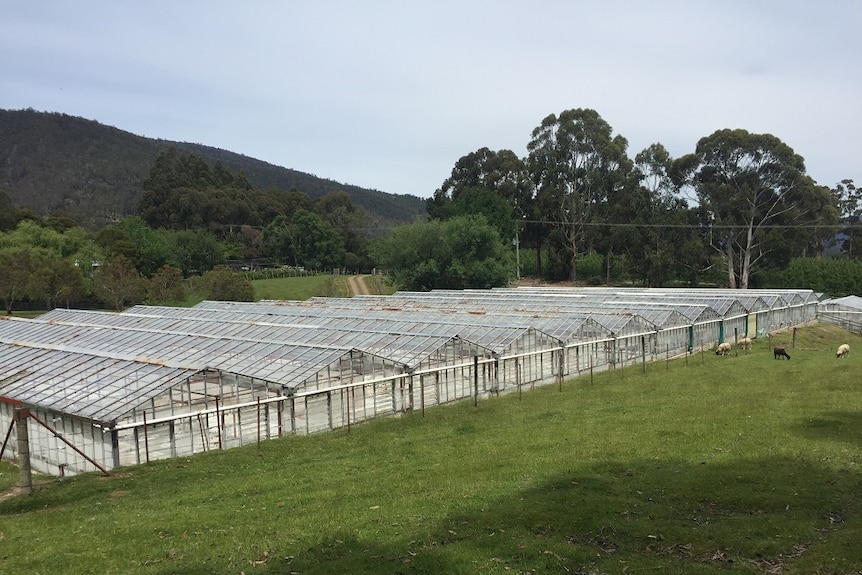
[0,109,427,229]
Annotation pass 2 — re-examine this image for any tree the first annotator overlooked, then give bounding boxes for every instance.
[0,189,17,231]
[139,149,263,231]
[610,143,709,287]
[527,109,632,282]
[94,225,139,262]
[833,179,861,257]
[92,256,146,311]
[371,215,513,291]
[677,129,839,288]
[429,147,532,221]
[29,253,88,309]
[117,217,173,277]
[147,265,186,304]
[266,209,345,270]
[170,229,224,276]
[429,148,532,272]
[0,247,36,314]
[200,265,254,301]
[314,192,371,271]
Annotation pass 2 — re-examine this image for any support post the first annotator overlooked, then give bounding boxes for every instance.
[473,356,479,407]
[15,408,32,495]
[641,336,647,374]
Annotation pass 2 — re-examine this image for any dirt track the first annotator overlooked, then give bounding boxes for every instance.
[347,275,371,296]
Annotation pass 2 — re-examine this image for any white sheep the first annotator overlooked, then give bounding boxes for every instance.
[715,342,732,355]
[836,343,850,358]
[738,337,752,350]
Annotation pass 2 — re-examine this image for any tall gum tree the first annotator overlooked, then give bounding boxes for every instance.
[428,147,533,277]
[527,109,630,282]
[677,129,837,288]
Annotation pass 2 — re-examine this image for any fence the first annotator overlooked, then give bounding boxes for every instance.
[818,311,862,335]
[2,326,731,477]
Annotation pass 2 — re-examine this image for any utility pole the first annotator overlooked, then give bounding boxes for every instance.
[512,234,520,280]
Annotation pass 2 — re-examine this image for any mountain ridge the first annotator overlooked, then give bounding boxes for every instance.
[0,108,427,229]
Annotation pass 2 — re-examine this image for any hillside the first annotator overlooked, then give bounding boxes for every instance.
[0,109,427,229]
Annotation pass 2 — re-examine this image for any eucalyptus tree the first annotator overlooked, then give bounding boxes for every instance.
[427,147,530,277]
[618,143,707,286]
[428,147,532,220]
[265,210,346,271]
[526,108,632,282]
[833,179,861,257]
[677,129,839,288]
[315,192,371,271]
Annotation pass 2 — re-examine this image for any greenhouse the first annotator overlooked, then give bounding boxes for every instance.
[1,287,818,477]
[817,295,862,333]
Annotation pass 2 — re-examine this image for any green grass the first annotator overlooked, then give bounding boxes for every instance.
[171,274,352,307]
[252,274,349,300]
[2,323,862,574]
[10,274,394,315]
[7,310,47,318]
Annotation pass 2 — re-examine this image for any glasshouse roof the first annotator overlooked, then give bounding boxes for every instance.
[818,295,862,311]
[0,315,375,397]
[40,308,461,369]
[4,287,818,429]
[125,303,561,357]
[0,322,200,423]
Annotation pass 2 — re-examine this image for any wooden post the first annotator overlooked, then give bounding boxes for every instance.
[641,336,647,374]
[473,356,479,407]
[216,396,223,449]
[143,411,150,463]
[15,408,32,494]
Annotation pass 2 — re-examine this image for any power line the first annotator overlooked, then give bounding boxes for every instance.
[518,219,860,230]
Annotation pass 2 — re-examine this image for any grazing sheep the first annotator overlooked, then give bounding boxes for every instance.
[836,343,850,358]
[773,346,791,360]
[715,342,732,355]
[738,337,752,350]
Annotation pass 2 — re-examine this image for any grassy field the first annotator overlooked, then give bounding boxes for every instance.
[251,274,352,301]
[1,323,861,574]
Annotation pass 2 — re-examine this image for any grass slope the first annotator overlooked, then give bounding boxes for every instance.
[1,323,861,574]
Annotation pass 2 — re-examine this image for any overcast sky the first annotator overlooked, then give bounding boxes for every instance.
[2,1,860,199]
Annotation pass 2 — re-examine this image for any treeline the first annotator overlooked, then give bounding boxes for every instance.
[4,106,862,310]
[409,108,860,291]
[0,216,255,313]
[0,149,381,312]
[138,147,374,271]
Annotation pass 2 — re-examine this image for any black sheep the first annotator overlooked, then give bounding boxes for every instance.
[773,346,791,360]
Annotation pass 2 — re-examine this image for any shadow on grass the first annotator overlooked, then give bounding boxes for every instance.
[268,455,862,575]
[795,410,862,447]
